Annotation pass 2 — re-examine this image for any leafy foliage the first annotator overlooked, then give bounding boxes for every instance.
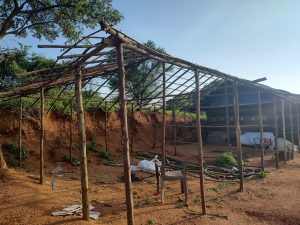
[86,139,98,153]
[99,149,112,159]
[0,0,122,42]
[1,140,28,167]
[258,171,268,179]
[215,152,237,167]
[104,40,166,104]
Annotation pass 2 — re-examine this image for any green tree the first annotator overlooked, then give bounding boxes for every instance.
[0,0,122,41]
[105,40,166,105]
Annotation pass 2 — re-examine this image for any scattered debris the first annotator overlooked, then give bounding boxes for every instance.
[51,204,100,220]
[51,166,63,174]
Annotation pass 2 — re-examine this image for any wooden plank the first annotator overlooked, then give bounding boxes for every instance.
[257,90,265,171]
[116,42,135,225]
[281,99,287,164]
[161,63,166,203]
[40,87,44,185]
[19,97,22,167]
[233,81,244,191]
[273,96,279,169]
[195,68,206,215]
[75,69,90,220]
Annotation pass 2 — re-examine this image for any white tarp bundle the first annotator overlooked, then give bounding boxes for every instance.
[277,138,298,152]
[130,155,161,174]
[240,132,275,150]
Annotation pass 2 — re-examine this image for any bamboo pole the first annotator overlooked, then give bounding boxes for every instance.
[116,42,135,225]
[40,87,44,185]
[69,101,73,164]
[224,78,230,147]
[19,97,22,167]
[289,101,294,149]
[233,81,244,191]
[195,68,206,215]
[130,103,134,152]
[105,102,108,152]
[161,63,166,203]
[172,101,177,156]
[152,104,157,149]
[258,90,264,171]
[281,99,287,164]
[75,68,90,220]
[273,96,279,169]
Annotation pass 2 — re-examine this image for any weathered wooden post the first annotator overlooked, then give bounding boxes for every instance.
[257,89,264,171]
[130,103,134,152]
[281,99,287,163]
[161,63,166,203]
[289,101,294,149]
[224,78,231,147]
[152,104,157,149]
[105,101,108,152]
[233,81,244,191]
[116,41,135,225]
[19,97,22,167]
[69,100,73,164]
[40,87,44,185]
[273,96,279,169]
[75,68,90,220]
[172,100,177,155]
[195,68,206,215]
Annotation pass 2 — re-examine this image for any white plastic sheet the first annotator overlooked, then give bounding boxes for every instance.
[240,132,275,150]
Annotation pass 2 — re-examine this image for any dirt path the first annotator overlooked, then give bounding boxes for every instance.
[0,153,299,225]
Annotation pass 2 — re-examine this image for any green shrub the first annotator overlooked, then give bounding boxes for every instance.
[61,154,69,163]
[20,145,28,160]
[99,150,112,159]
[54,136,65,148]
[258,171,268,179]
[215,152,237,167]
[2,140,18,152]
[87,139,98,153]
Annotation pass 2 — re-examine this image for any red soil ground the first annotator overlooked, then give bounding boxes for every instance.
[0,109,299,225]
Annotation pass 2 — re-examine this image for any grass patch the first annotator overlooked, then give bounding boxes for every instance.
[258,171,268,179]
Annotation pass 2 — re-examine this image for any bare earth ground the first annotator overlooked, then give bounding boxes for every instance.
[0,144,299,225]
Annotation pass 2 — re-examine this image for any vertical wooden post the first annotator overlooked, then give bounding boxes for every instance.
[233,81,244,191]
[258,90,264,171]
[105,101,108,152]
[152,104,157,149]
[297,104,300,152]
[19,97,22,167]
[69,101,73,164]
[75,68,90,220]
[161,63,166,203]
[116,41,135,225]
[130,103,134,152]
[224,78,230,147]
[172,100,177,156]
[281,99,287,163]
[273,96,279,169]
[40,87,44,185]
[195,69,206,215]
[289,101,294,148]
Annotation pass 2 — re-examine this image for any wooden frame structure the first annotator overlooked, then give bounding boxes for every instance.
[0,20,300,224]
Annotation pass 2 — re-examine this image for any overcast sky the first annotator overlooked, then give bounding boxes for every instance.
[3,1,300,93]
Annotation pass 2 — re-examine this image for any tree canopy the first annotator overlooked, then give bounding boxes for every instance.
[105,40,167,104]
[0,0,123,42]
